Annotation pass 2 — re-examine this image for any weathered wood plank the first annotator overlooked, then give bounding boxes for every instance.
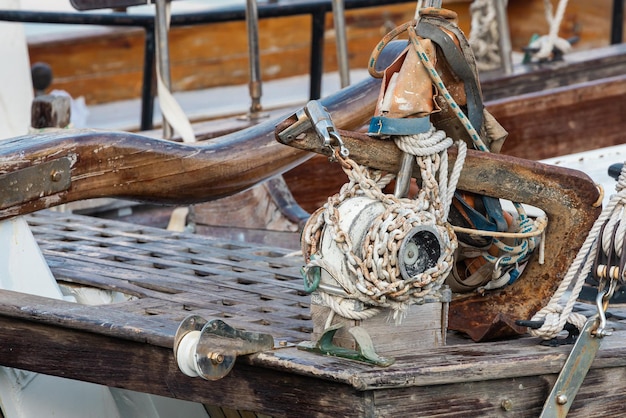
[493,74,626,160]
[3,301,624,418]
[481,44,626,101]
[27,211,311,342]
[0,210,618,417]
[251,327,626,390]
[371,367,626,417]
[0,314,370,418]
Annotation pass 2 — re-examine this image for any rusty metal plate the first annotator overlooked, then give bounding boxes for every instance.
[0,157,71,210]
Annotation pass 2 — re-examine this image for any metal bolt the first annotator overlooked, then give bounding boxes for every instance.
[501,399,513,411]
[209,352,224,365]
[50,171,62,182]
[556,394,568,405]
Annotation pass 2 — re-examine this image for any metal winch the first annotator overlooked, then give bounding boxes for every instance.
[315,196,445,296]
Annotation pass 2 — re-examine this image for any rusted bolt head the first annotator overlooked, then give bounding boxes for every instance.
[501,399,513,411]
[50,171,63,182]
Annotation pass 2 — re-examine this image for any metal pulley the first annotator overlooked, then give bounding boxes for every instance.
[174,315,274,380]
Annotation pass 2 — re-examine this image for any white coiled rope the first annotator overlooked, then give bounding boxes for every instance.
[468,0,501,71]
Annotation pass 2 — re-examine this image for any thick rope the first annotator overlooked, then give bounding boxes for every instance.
[530,163,626,339]
[530,0,571,61]
[367,17,546,292]
[468,0,501,71]
[407,21,546,274]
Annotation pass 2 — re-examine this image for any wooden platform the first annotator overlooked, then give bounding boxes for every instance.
[0,210,623,416]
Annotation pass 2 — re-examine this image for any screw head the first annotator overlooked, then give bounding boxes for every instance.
[501,399,513,411]
[50,171,62,182]
[556,394,568,405]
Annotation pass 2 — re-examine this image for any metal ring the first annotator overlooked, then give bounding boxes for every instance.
[301,266,321,293]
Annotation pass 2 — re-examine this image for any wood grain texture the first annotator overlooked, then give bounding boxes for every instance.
[0,41,413,221]
[493,74,626,160]
[27,0,622,106]
[0,210,622,417]
[28,3,420,105]
[0,39,404,220]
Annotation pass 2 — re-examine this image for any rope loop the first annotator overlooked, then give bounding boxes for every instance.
[368,20,416,79]
[529,0,571,61]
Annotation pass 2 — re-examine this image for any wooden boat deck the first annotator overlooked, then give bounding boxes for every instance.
[0,209,625,416]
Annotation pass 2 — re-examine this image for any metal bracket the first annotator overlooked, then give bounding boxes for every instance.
[0,157,72,210]
[174,315,275,380]
[278,100,349,161]
[539,314,604,417]
[297,323,394,367]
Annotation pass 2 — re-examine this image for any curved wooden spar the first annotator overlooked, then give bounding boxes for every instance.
[275,128,602,341]
[0,42,406,221]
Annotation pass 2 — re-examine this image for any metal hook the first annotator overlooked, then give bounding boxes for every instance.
[329,131,349,158]
[492,256,505,279]
[594,289,612,338]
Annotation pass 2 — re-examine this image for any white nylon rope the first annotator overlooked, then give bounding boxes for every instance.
[409,23,546,276]
[530,0,571,60]
[530,165,626,339]
[468,0,501,71]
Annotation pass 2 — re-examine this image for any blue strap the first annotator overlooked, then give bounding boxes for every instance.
[368,116,431,136]
[454,192,497,232]
[481,195,509,232]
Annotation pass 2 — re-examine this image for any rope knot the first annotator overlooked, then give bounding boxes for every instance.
[394,125,453,157]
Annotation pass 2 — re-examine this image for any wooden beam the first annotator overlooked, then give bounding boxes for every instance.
[275,125,601,340]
